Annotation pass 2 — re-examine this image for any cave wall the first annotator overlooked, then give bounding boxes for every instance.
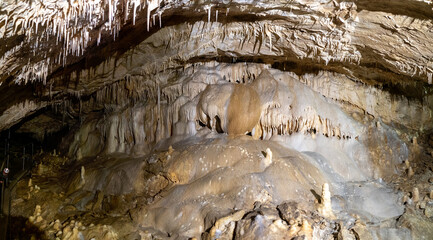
[0,0,432,136]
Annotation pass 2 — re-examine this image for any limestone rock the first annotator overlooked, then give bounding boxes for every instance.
[208,210,245,240]
[425,204,433,218]
[338,227,356,240]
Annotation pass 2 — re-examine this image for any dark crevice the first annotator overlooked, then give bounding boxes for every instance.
[354,0,433,21]
[183,53,432,102]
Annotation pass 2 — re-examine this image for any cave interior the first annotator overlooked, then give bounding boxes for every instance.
[0,0,433,239]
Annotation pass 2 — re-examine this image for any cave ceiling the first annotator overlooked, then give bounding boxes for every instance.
[0,0,432,132]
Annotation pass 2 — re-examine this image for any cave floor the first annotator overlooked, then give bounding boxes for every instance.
[6,132,433,239]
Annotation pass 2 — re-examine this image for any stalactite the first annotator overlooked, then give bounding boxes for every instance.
[207,6,211,23]
[0,0,175,83]
[108,0,113,29]
[132,1,137,25]
[147,1,150,31]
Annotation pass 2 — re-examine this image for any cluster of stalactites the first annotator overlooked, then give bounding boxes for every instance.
[259,106,350,140]
[94,75,152,107]
[0,0,169,84]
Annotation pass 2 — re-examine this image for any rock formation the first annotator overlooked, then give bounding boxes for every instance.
[1,0,433,239]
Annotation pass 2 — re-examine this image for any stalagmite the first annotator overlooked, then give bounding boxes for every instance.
[263,148,273,167]
[376,121,381,129]
[408,166,414,178]
[405,160,410,169]
[53,219,61,231]
[301,219,313,239]
[413,187,420,203]
[319,183,334,218]
[80,165,86,186]
[29,205,42,223]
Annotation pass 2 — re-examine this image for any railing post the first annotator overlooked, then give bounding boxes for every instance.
[23,146,26,170]
[8,186,11,239]
[6,142,9,166]
[6,155,9,187]
[0,182,4,216]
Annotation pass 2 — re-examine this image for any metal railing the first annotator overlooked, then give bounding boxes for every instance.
[0,134,35,240]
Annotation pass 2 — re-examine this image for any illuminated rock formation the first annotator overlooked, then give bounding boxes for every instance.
[1,0,433,239]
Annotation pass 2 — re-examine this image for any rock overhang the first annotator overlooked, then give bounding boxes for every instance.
[0,0,432,133]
